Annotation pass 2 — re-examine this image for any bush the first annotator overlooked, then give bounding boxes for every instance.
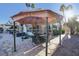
[53,29,65,36]
[61,29,65,34]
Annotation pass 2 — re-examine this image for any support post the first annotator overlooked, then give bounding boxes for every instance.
[21,24,24,41]
[59,20,62,46]
[45,17,48,56]
[21,24,23,33]
[13,21,16,52]
[51,24,54,38]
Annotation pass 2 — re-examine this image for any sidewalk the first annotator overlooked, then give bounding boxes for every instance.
[36,34,65,56]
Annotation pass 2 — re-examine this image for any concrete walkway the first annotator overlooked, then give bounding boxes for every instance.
[22,34,65,56]
[35,34,65,56]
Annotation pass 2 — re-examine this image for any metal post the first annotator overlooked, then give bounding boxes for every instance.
[46,17,48,56]
[13,21,16,52]
[21,24,24,41]
[52,24,54,38]
[59,20,62,46]
[21,24,23,33]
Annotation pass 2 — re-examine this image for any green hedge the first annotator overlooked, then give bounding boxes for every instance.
[53,29,65,36]
[61,29,65,34]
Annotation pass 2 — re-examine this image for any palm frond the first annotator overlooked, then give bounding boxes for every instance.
[60,4,66,12]
[31,3,35,8]
[66,5,73,10]
[25,3,31,7]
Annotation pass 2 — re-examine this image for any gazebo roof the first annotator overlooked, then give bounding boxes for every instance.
[11,9,63,25]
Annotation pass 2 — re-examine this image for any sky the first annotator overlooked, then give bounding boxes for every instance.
[0,3,79,24]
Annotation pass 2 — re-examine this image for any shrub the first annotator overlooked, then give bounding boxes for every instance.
[53,29,65,36]
[61,29,65,34]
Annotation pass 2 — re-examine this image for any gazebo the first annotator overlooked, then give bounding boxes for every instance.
[11,9,63,56]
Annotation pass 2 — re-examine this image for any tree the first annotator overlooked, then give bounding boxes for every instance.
[66,5,73,10]
[31,3,35,8]
[60,4,66,23]
[25,3,35,8]
[60,4,73,23]
[67,16,79,35]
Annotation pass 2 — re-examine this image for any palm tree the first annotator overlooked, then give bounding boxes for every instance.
[59,4,73,45]
[60,4,66,23]
[60,4,73,23]
[31,3,35,8]
[66,5,73,10]
[25,3,35,8]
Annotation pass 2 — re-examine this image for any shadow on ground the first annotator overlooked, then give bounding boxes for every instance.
[52,34,79,56]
